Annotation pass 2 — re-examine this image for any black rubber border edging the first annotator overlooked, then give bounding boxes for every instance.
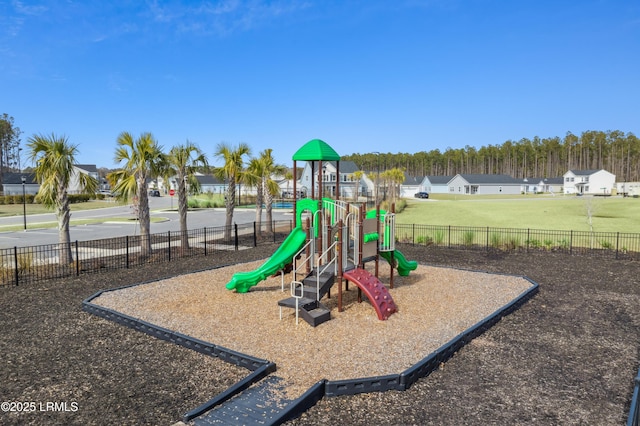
[324,275,539,396]
[183,362,277,422]
[82,266,539,425]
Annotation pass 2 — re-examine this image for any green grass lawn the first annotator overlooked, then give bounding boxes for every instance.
[0,200,126,217]
[397,195,640,233]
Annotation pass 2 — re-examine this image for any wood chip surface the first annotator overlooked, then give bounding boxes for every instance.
[93,261,534,397]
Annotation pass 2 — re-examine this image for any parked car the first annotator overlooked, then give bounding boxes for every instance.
[414,192,429,199]
[148,189,161,197]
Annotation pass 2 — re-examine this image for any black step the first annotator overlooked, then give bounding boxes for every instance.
[300,302,331,327]
[302,269,335,301]
[277,296,316,310]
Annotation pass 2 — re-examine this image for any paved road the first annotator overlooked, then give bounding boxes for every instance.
[0,196,293,248]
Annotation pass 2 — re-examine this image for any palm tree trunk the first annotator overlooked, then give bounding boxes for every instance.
[224,181,235,240]
[57,192,73,265]
[138,178,152,257]
[178,176,189,249]
[255,179,263,237]
[265,187,274,233]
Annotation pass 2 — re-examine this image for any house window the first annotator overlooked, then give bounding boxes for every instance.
[449,186,454,192]
[585,186,589,192]
[570,177,574,182]
[584,177,589,183]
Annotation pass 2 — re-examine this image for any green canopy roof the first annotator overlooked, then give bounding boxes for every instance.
[292,139,340,161]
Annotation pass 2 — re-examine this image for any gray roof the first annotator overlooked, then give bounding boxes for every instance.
[569,169,601,176]
[458,174,522,184]
[196,175,225,185]
[327,160,359,174]
[403,173,423,185]
[76,164,98,173]
[526,177,564,185]
[425,175,454,184]
[2,172,37,185]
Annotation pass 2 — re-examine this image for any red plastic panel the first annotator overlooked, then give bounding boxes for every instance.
[343,268,397,320]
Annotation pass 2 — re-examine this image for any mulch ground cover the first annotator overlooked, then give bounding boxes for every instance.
[1,244,640,425]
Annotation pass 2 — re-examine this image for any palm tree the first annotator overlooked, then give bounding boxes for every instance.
[256,149,286,233]
[246,157,264,235]
[165,141,208,249]
[213,142,251,240]
[352,170,364,201]
[27,133,98,265]
[108,132,164,257]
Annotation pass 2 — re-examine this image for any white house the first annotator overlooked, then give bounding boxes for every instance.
[421,176,455,194]
[68,164,100,194]
[522,177,564,194]
[298,160,365,199]
[2,172,39,195]
[563,169,615,195]
[399,173,424,198]
[447,174,523,195]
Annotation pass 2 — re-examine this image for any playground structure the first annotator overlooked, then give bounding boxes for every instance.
[226,139,417,326]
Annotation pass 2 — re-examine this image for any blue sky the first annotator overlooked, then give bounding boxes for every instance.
[2,0,639,169]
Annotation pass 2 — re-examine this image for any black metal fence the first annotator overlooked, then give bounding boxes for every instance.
[396,224,640,260]
[2,221,639,287]
[0,220,294,287]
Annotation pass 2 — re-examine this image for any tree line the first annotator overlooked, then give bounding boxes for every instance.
[342,130,640,182]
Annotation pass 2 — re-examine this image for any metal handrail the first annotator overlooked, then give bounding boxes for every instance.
[313,240,337,301]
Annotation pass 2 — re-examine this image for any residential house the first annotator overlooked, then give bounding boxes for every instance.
[195,174,227,195]
[522,177,564,194]
[399,173,425,198]
[447,174,523,195]
[563,169,615,195]
[421,176,455,194]
[298,160,365,199]
[68,164,100,194]
[2,172,39,195]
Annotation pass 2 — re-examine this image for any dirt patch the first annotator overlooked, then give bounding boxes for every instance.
[1,245,640,425]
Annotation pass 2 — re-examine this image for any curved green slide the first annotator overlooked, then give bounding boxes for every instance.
[379,250,418,276]
[225,226,307,293]
[366,208,417,276]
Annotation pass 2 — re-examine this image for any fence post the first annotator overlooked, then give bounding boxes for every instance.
[527,229,530,253]
[448,225,451,248]
[253,222,257,247]
[168,231,171,262]
[14,246,18,286]
[75,241,79,276]
[486,227,489,251]
[126,235,129,269]
[413,224,415,245]
[616,232,620,260]
[204,227,207,256]
[234,223,239,251]
[570,230,573,255]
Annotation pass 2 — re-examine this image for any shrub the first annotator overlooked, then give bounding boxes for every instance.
[543,239,554,250]
[490,233,502,248]
[526,238,541,249]
[17,250,33,275]
[415,235,433,246]
[433,229,445,246]
[505,236,522,250]
[600,240,613,250]
[462,230,475,246]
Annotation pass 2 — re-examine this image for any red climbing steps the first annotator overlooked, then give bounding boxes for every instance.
[342,268,397,320]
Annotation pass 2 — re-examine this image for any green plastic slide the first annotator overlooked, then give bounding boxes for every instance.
[225,226,307,293]
[379,249,418,276]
